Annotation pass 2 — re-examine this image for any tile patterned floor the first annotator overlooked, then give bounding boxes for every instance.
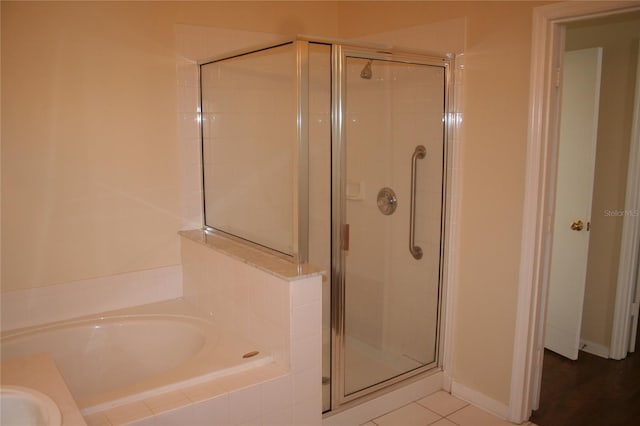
[360,391,538,426]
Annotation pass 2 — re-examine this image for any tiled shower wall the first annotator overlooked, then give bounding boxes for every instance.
[200,45,296,255]
[174,23,465,418]
[175,25,285,231]
[176,25,334,345]
[346,24,465,389]
[341,60,446,364]
[181,237,292,366]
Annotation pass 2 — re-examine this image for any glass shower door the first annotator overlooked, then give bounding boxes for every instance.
[340,55,446,398]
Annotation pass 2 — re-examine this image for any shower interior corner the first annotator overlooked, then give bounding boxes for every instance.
[197,37,450,414]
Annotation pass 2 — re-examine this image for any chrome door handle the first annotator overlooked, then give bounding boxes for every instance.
[409,145,426,260]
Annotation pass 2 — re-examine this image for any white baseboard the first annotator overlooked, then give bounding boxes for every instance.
[442,371,453,393]
[580,339,610,359]
[451,381,509,420]
[1,265,182,331]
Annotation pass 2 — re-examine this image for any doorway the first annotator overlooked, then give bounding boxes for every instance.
[537,11,640,421]
[544,10,640,357]
[511,3,640,423]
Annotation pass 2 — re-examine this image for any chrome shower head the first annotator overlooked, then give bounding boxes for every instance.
[360,60,373,79]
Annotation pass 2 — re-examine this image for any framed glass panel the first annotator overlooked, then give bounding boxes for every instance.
[339,54,446,399]
[200,43,296,255]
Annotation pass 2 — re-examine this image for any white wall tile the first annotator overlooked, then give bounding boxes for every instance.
[252,273,288,327]
[1,265,182,331]
[262,405,293,426]
[228,385,263,425]
[261,374,293,414]
[248,312,289,367]
[191,394,230,426]
[84,412,111,426]
[292,365,322,406]
[104,401,153,425]
[293,398,322,426]
[145,391,191,414]
[150,405,194,426]
[291,332,322,373]
[179,214,321,426]
[292,301,322,340]
[183,238,270,330]
[291,276,322,308]
[183,380,227,404]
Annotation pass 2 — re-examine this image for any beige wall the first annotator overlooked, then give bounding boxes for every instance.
[2,1,182,291]
[3,0,547,408]
[340,2,539,404]
[1,0,3,288]
[453,3,535,404]
[1,1,339,291]
[565,13,640,349]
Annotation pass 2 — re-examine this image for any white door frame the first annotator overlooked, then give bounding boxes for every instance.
[509,1,640,423]
[610,43,640,360]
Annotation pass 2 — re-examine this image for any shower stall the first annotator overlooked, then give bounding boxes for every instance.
[199,37,451,413]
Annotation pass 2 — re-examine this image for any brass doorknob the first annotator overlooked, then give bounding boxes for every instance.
[570,220,584,231]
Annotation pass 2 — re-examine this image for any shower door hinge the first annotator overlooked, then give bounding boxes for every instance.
[343,224,350,251]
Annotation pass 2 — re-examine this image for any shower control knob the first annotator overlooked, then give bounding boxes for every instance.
[377,187,398,215]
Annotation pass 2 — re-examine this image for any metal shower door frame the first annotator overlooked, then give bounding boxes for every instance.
[330,43,453,410]
[198,39,311,264]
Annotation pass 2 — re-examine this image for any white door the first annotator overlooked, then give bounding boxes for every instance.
[545,47,603,360]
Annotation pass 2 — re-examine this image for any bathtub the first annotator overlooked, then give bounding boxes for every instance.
[0,299,272,415]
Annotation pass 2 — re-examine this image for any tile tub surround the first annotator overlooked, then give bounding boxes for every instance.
[175,230,323,426]
[179,229,324,280]
[2,299,275,415]
[180,229,324,368]
[84,364,305,426]
[1,265,182,332]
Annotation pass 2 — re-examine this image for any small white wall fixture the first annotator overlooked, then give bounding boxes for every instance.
[510,1,640,423]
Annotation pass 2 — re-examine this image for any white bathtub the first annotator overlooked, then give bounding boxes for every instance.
[0,299,272,415]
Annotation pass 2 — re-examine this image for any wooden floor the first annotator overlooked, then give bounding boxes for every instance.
[531,345,640,426]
